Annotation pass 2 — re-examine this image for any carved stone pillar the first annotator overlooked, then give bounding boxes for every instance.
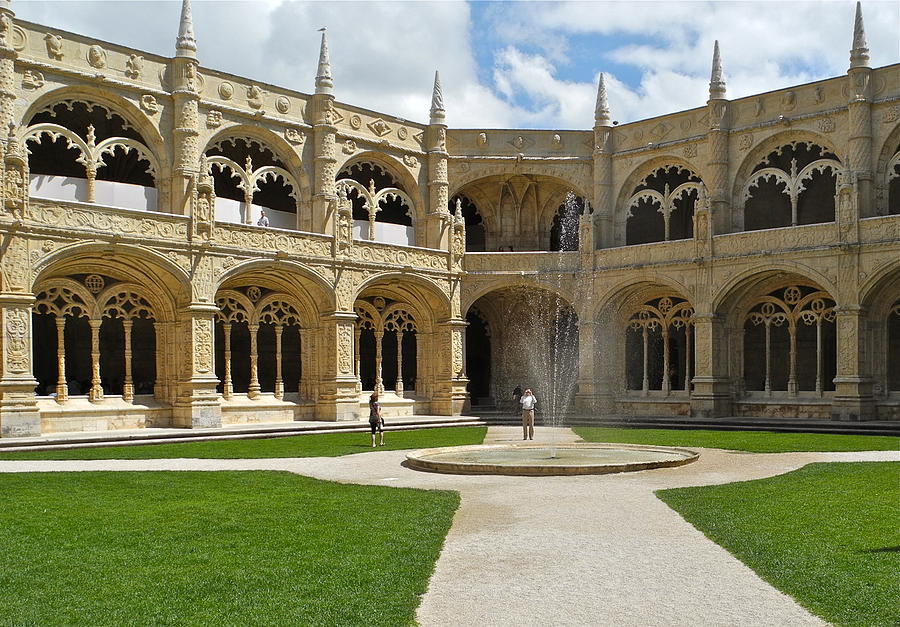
[311,94,338,235]
[832,305,875,420]
[0,294,40,437]
[354,326,361,393]
[432,319,468,415]
[315,313,360,421]
[171,304,221,429]
[706,105,730,234]
[122,318,134,402]
[592,127,614,248]
[424,124,451,250]
[274,325,284,400]
[222,322,233,399]
[248,323,260,399]
[395,330,404,398]
[574,318,597,412]
[54,316,67,403]
[690,313,732,417]
[170,54,201,217]
[0,2,19,133]
[847,66,873,216]
[374,329,384,395]
[88,319,103,402]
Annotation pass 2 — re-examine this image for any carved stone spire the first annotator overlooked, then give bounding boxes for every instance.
[430,70,445,125]
[709,40,726,100]
[315,28,333,95]
[175,0,197,59]
[849,1,869,69]
[594,73,611,126]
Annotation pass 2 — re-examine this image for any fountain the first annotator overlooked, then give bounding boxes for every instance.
[407,193,699,476]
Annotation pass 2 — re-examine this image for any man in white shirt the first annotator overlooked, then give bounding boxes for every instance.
[257,209,269,227]
[520,387,537,440]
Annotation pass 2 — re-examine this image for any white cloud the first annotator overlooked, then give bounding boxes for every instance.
[12,0,900,130]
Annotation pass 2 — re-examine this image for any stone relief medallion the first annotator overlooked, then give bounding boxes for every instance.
[402,154,419,168]
[368,118,392,137]
[206,110,223,128]
[818,117,835,133]
[349,115,362,130]
[218,82,234,100]
[397,127,409,140]
[680,118,692,131]
[11,25,27,51]
[247,85,264,109]
[44,33,63,60]
[84,275,105,294]
[140,94,159,115]
[275,96,291,114]
[87,44,107,68]
[738,134,753,151]
[284,128,305,145]
[683,144,697,158]
[342,140,357,154]
[22,70,44,89]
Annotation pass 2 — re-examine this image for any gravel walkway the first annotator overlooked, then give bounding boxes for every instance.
[1,426,896,626]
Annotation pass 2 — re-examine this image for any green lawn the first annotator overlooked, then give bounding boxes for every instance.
[573,426,900,453]
[0,471,458,626]
[0,426,487,461]
[657,462,900,627]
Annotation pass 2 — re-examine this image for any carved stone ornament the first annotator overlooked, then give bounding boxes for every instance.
[650,121,673,140]
[140,94,159,115]
[247,85,264,109]
[84,274,105,293]
[44,32,63,60]
[206,110,222,128]
[4,308,30,374]
[551,133,562,149]
[275,96,290,114]
[22,70,44,90]
[683,144,697,158]
[193,318,213,374]
[754,97,765,117]
[782,90,796,111]
[397,127,409,140]
[477,132,488,147]
[87,44,107,69]
[883,105,900,124]
[342,139,357,155]
[349,114,362,129]
[284,128,305,145]
[219,82,234,100]
[368,118,392,137]
[125,54,143,79]
[813,86,825,104]
[738,134,753,151]
[818,117,835,133]
[402,154,419,168]
[511,135,527,150]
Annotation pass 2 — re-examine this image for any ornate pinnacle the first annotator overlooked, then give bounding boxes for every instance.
[175,0,197,58]
[709,40,726,100]
[315,28,333,95]
[594,73,611,126]
[430,70,446,125]
[849,1,869,69]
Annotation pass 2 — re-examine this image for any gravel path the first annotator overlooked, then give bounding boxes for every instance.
[1,426,895,626]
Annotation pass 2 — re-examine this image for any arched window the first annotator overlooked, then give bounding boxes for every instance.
[354,299,419,396]
[337,162,415,246]
[743,285,836,395]
[549,193,586,251]
[625,167,702,245]
[449,195,485,251]
[25,101,158,211]
[742,142,841,230]
[205,137,300,229]
[32,277,158,403]
[214,288,305,401]
[887,144,900,216]
[625,297,694,394]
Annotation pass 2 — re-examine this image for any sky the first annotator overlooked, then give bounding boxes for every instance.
[14,0,900,129]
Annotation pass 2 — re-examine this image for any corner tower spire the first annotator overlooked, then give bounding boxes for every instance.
[849,1,869,69]
[708,40,726,100]
[175,0,197,58]
[315,28,333,95]
[430,70,445,125]
[594,73,611,126]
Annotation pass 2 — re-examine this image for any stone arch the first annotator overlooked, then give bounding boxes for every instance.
[338,151,423,225]
[448,164,591,201]
[712,263,838,314]
[354,272,451,321]
[462,276,577,317]
[874,121,900,216]
[594,274,694,322]
[214,259,334,317]
[203,124,307,191]
[859,263,900,396]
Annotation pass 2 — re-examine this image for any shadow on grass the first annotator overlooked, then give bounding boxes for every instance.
[858,546,900,554]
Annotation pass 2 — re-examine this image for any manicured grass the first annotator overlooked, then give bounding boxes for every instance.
[0,426,487,461]
[657,462,900,627]
[573,426,900,453]
[0,471,459,626]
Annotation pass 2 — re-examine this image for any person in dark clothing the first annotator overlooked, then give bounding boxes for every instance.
[369,392,384,447]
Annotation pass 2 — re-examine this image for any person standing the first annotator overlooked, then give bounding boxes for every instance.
[257,209,269,227]
[369,392,384,447]
[520,387,537,440]
[512,385,522,411]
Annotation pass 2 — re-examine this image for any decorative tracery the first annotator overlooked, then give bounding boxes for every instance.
[626,297,694,394]
[743,285,835,395]
[337,162,414,244]
[354,300,418,396]
[626,166,703,245]
[887,146,900,215]
[742,142,841,229]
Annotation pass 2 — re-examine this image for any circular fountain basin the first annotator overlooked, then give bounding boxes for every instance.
[406,443,699,476]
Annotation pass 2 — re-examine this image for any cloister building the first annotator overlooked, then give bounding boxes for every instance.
[0,0,898,437]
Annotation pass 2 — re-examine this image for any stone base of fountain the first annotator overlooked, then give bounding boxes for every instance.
[405,443,699,476]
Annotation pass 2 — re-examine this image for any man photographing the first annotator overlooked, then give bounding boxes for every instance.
[520,388,537,440]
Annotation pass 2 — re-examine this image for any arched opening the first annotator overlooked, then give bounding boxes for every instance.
[205,137,300,229]
[624,297,694,394]
[625,166,701,245]
[742,284,836,395]
[449,195,486,251]
[338,161,415,246]
[465,307,491,405]
[743,142,840,231]
[549,193,585,251]
[26,100,158,211]
[889,302,900,392]
[353,300,419,397]
[887,144,900,215]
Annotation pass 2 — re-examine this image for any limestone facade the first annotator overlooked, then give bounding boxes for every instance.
[0,1,898,437]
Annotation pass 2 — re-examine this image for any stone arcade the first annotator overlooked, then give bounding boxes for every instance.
[0,0,898,438]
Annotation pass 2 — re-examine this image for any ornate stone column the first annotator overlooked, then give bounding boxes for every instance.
[247,323,260,399]
[222,322,233,399]
[592,74,614,248]
[690,312,732,417]
[0,0,19,132]
[706,41,731,234]
[432,319,468,415]
[171,304,222,429]
[0,293,40,437]
[274,325,284,400]
[395,330,404,397]
[832,305,875,420]
[122,318,134,402]
[54,316,68,403]
[315,312,360,421]
[170,0,201,217]
[311,30,338,235]
[425,72,451,250]
[374,329,384,394]
[847,2,873,215]
[88,319,103,402]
